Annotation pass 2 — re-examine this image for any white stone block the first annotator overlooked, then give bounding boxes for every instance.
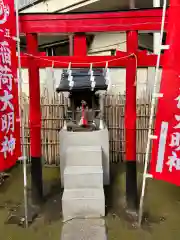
[64,166,103,189]
[59,129,110,186]
[66,145,102,167]
[62,188,105,222]
[61,219,107,240]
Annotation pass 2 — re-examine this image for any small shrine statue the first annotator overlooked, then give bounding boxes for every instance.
[56,68,108,132]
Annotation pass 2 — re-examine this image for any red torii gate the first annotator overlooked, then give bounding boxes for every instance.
[19,8,167,208]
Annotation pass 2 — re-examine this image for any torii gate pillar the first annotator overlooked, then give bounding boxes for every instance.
[26,33,43,204]
[125,30,138,210]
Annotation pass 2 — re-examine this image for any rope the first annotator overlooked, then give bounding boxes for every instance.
[23,52,135,66]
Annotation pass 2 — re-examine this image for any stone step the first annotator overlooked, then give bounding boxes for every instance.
[64,166,103,189]
[61,219,107,240]
[62,188,105,222]
[66,145,102,167]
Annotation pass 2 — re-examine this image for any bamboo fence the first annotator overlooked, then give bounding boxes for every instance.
[21,91,154,165]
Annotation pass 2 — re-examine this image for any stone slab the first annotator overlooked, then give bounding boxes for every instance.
[59,128,109,186]
[61,219,107,240]
[62,188,105,222]
[66,145,102,167]
[64,166,103,189]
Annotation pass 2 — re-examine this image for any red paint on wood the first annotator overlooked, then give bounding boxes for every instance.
[73,34,87,56]
[125,31,138,161]
[26,33,41,157]
[19,9,168,34]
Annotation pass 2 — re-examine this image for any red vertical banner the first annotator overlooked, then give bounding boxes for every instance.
[0,0,21,171]
[150,1,180,186]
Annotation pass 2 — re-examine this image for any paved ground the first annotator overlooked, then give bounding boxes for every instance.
[0,164,180,240]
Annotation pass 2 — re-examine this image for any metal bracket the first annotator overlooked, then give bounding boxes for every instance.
[12,36,20,42]
[149,135,158,140]
[18,156,27,161]
[145,173,153,179]
[153,93,164,98]
[160,45,170,50]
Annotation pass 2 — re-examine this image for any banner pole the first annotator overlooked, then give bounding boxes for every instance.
[138,0,167,227]
[14,0,28,228]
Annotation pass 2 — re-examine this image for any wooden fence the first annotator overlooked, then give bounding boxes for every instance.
[21,91,153,165]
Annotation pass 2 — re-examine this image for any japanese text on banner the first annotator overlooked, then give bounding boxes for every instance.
[0,0,21,170]
[167,94,180,172]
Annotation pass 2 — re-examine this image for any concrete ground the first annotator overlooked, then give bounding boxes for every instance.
[0,164,180,240]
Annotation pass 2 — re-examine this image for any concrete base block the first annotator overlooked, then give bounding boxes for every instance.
[66,146,102,167]
[62,189,105,222]
[64,166,103,189]
[59,128,110,186]
[61,219,107,240]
